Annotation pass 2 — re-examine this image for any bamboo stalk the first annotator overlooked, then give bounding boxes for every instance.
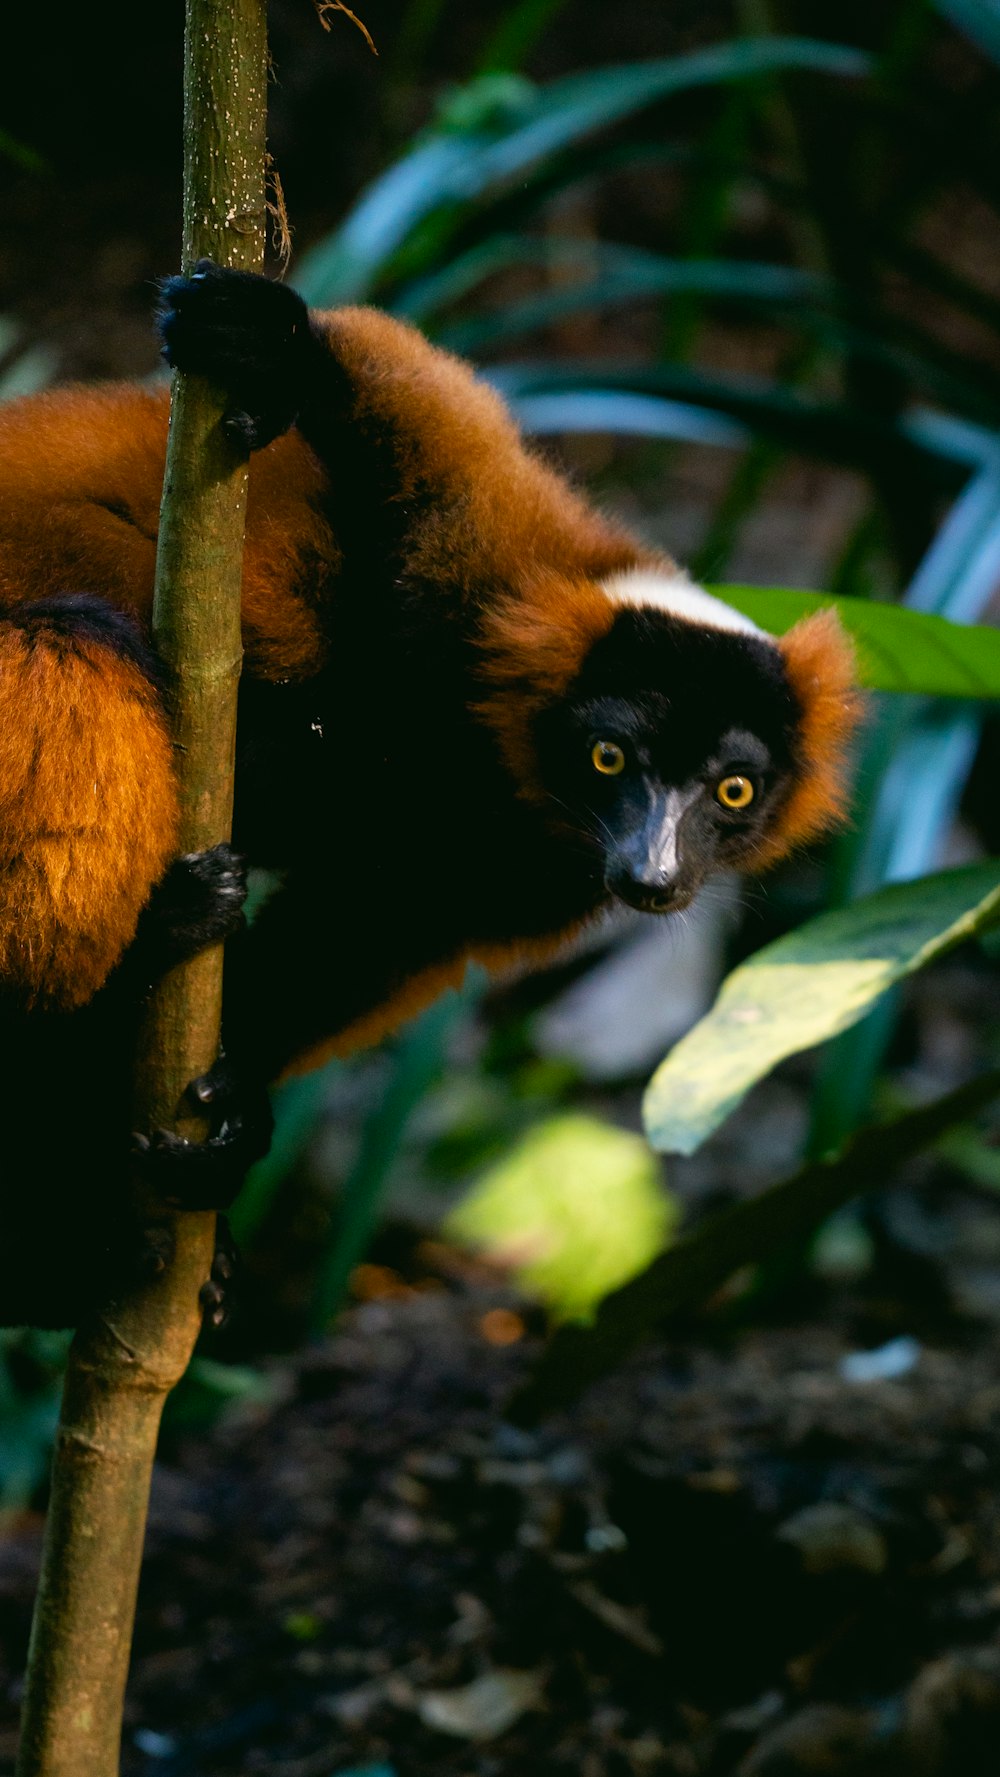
[16,5,268,1772]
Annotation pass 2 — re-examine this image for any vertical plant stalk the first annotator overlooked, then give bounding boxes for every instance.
[16,5,267,1774]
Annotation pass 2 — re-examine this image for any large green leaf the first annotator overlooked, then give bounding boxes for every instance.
[447,1114,676,1322]
[643,863,1000,1156]
[716,585,1000,700]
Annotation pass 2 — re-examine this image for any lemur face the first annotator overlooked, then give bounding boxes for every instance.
[556,706,792,914]
[535,598,805,916]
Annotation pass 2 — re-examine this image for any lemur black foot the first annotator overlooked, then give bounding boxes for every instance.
[132,1056,274,1212]
[199,1216,239,1330]
[135,1223,175,1282]
[158,260,313,451]
[136,843,248,977]
[128,1217,238,1329]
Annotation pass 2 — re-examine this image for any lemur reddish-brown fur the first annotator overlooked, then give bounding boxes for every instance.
[0,307,854,1020]
[0,267,859,1323]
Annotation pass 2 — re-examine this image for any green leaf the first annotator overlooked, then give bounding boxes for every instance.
[231,1061,337,1241]
[295,39,871,304]
[715,585,1000,700]
[394,237,828,327]
[491,362,961,489]
[428,254,1000,425]
[333,1766,397,1777]
[311,989,471,1332]
[447,41,870,187]
[514,388,749,447]
[432,251,829,353]
[447,1114,677,1322]
[932,0,1000,65]
[643,863,1000,1156]
[476,0,570,75]
[936,1124,1000,1192]
[0,127,46,174]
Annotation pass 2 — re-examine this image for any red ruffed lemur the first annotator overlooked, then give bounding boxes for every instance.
[0,264,859,1326]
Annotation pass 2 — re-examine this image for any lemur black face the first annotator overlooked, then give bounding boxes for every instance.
[535,608,801,914]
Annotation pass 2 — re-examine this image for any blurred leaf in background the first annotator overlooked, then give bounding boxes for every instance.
[0,1330,70,1512]
[447,1113,678,1321]
[295,39,872,308]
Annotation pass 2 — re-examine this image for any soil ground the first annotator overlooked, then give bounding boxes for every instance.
[3,1214,1000,1776]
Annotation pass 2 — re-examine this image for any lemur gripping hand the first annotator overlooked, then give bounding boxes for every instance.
[158,260,314,451]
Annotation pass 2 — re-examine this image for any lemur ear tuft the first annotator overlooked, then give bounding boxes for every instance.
[754,607,863,866]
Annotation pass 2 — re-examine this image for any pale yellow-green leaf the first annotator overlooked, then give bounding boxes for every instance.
[447,1113,677,1322]
[644,862,1000,1155]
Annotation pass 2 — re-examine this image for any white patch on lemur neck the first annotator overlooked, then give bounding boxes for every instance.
[601,567,773,642]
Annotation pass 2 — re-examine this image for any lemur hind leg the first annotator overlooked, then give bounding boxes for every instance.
[128,849,272,1212]
[0,595,271,1216]
[132,1056,274,1213]
[199,1216,239,1330]
[129,1214,240,1331]
[0,594,180,1012]
[129,844,248,983]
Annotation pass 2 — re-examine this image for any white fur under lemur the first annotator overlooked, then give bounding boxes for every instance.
[601,567,771,642]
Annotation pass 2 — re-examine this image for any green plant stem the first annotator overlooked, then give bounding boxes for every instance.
[15,5,267,1773]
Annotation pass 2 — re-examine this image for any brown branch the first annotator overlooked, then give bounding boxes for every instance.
[16,4,268,1772]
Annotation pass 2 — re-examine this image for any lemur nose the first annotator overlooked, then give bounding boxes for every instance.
[608,870,679,915]
[646,889,676,913]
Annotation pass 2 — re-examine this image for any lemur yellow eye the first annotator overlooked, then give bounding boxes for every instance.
[716,774,755,810]
[591,740,626,776]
